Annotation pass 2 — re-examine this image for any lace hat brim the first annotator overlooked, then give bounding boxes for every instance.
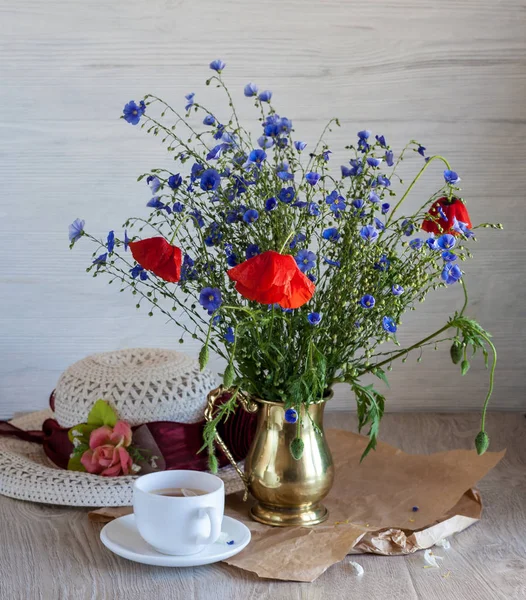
[0,410,245,506]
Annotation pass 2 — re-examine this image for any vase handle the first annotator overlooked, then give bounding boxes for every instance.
[204,386,258,501]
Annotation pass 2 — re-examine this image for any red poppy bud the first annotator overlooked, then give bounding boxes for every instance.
[227,250,315,309]
[422,197,472,236]
[129,237,182,283]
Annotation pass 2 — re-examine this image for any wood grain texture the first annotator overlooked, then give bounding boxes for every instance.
[0,412,524,599]
[1,0,526,417]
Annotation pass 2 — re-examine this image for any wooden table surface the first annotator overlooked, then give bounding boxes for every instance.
[0,412,524,600]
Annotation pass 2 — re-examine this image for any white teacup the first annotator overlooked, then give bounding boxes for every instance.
[133,470,225,555]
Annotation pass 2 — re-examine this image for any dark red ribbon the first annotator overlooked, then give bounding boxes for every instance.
[0,392,257,473]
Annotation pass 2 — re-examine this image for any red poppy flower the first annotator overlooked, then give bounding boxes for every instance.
[422,197,472,236]
[227,250,315,309]
[128,237,182,283]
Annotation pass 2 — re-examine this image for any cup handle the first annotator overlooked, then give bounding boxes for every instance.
[196,506,221,545]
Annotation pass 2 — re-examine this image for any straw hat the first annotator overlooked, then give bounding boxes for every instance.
[0,349,245,506]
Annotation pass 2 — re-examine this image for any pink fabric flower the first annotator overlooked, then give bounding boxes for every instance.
[81,421,134,476]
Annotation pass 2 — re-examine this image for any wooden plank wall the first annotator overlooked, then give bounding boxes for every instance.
[1,0,525,417]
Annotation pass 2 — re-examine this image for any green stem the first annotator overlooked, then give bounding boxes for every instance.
[385,155,452,227]
[460,277,469,316]
[478,333,497,432]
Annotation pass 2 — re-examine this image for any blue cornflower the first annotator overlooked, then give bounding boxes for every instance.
[279,187,295,204]
[385,150,394,167]
[442,251,457,262]
[200,169,221,192]
[352,198,364,210]
[437,206,448,221]
[402,220,414,236]
[191,162,204,182]
[124,230,130,251]
[265,197,278,211]
[341,165,352,178]
[224,327,235,344]
[326,190,346,213]
[168,173,183,190]
[295,249,316,273]
[444,170,461,185]
[323,257,341,268]
[374,217,385,231]
[377,175,391,187]
[147,196,165,210]
[146,175,161,194]
[244,82,258,97]
[308,312,322,326]
[213,124,225,140]
[348,159,363,176]
[382,316,397,333]
[426,236,438,250]
[248,149,267,167]
[122,100,146,125]
[278,117,293,133]
[292,201,307,209]
[392,284,404,296]
[227,254,238,267]
[106,230,115,254]
[278,170,294,181]
[206,144,229,160]
[258,90,273,102]
[358,130,371,140]
[367,157,382,168]
[322,227,340,242]
[257,136,274,149]
[410,238,423,250]
[203,114,216,126]
[184,93,195,111]
[243,208,259,224]
[212,315,222,326]
[199,287,222,313]
[209,59,226,72]
[360,225,379,242]
[284,408,298,424]
[289,233,306,250]
[417,145,426,157]
[323,150,332,161]
[307,273,317,283]
[442,263,462,284]
[295,141,307,151]
[369,192,380,204]
[173,202,185,213]
[358,130,371,152]
[376,135,387,147]
[308,202,320,216]
[130,264,148,281]
[92,253,107,269]
[360,294,375,309]
[189,209,205,228]
[437,233,456,250]
[68,218,85,244]
[381,203,390,214]
[305,172,321,186]
[180,255,197,282]
[374,255,390,271]
[452,217,474,238]
[246,244,260,259]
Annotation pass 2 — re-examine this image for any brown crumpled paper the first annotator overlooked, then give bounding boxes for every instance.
[90,428,504,582]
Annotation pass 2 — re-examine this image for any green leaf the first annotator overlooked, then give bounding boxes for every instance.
[67,423,98,444]
[86,400,118,428]
[67,454,87,472]
[352,382,385,461]
[372,367,390,388]
[290,438,304,460]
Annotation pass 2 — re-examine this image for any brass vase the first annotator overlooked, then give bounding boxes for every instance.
[206,388,335,527]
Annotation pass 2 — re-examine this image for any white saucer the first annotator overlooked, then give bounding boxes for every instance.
[100,514,251,567]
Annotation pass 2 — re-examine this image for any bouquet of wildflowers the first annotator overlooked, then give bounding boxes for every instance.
[70,59,500,463]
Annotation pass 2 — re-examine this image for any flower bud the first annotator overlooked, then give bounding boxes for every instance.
[461,359,470,375]
[450,342,463,364]
[199,344,209,370]
[223,364,235,388]
[290,438,304,460]
[475,431,490,455]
